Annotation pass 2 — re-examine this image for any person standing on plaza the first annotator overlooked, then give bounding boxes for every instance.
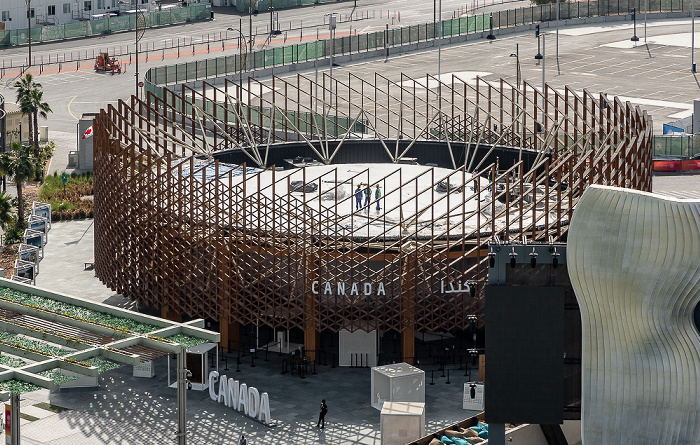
[238,434,248,445]
[375,185,382,211]
[355,185,363,210]
[364,184,371,208]
[317,399,328,429]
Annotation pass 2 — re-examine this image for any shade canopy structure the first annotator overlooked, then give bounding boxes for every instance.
[0,278,219,400]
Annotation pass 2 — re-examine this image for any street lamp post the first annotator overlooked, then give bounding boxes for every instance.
[326,13,338,109]
[556,0,559,62]
[510,44,521,87]
[438,0,442,80]
[269,3,274,36]
[25,0,32,66]
[688,0,695,73]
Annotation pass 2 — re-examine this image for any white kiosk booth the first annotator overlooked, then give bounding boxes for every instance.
[380,401,425,445]
[371,362,425,410]
[167,342,218,391]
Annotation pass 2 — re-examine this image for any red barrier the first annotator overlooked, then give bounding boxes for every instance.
[681,160,700,170]
[654,161,681,172]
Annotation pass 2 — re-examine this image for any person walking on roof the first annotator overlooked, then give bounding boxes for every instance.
[364,184,371,208]
[375,185,382,210]
[355,185,363,210]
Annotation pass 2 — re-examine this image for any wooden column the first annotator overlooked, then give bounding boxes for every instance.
[304,253,320,362]
[401,328,415,365]
[400,253,417,365]
[160,307,182,322]
[220,321,240,353]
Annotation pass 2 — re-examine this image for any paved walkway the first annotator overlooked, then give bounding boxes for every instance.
[6,219,480,445]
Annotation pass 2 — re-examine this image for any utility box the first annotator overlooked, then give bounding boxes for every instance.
[39,126,48,142]
[380,401,425,445]
[371,363,425,410]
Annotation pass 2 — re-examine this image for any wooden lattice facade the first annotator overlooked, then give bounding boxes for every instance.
[93,73,652,356]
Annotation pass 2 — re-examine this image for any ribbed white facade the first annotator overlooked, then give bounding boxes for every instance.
[568,184,700,444]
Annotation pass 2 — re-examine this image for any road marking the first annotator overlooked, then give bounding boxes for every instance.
[67,95,79,121]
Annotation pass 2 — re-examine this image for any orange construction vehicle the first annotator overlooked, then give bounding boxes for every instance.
[94,52,121,74]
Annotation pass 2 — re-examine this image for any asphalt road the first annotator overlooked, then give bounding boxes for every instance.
[0,0,531,67]
[1,13,699,141]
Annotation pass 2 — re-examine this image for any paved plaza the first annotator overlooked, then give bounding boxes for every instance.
[1,5,700,444]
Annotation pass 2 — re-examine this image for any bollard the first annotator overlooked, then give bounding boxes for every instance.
[281,359,288,374]
[224,356,229,371]
[446,369,451,384]
[236,356,241,372]
[331,353,336,368]
[323,352,328,366]
[430,370,435,385]
[312,361,317,375]
[251,352,256,367]
[265,344,269,361]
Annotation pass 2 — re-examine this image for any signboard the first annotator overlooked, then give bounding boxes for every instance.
[209,371,272,425]
[14,259,35,285]
[18,244,39,264]
[138,81,144,87]
[18,244,40,275]
[463,383,485,411]
[28,216,48,243]
[23,229,45,259]
[61,173,68,184]
[31,201,52,225]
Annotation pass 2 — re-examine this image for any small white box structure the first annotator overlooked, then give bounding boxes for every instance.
[133,360,155,378]
[339,329,377,367]
[380,401,425,445]
[371,363,425,410]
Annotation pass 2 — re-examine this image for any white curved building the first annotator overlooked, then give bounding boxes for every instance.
[568,185,700,444]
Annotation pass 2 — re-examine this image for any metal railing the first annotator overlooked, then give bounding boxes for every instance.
[145,0,695,96]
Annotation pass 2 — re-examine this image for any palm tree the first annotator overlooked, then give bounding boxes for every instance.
[13,74,41,146]
[29,89,52,152]
[0,192,14,231]
[0,142,39,228]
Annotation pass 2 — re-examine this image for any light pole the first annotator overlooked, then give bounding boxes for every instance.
[535,34,546,132]
[438,0,442,81]
[631,8,639,42]
[693,0,696,72]
[556,0,559,62]
[25,0,32,66]
[510,44,521,136]
[644,0,647,43]
[269,3,274,36]
[325,12,338,109]
[510,44,520,87]
[227,24,248,86]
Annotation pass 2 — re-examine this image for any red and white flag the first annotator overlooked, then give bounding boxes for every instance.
[82,125,93,139]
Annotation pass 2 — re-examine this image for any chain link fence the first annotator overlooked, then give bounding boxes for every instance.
[0,4,211,47]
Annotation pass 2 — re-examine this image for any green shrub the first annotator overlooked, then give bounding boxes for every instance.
[4,218,24,245]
